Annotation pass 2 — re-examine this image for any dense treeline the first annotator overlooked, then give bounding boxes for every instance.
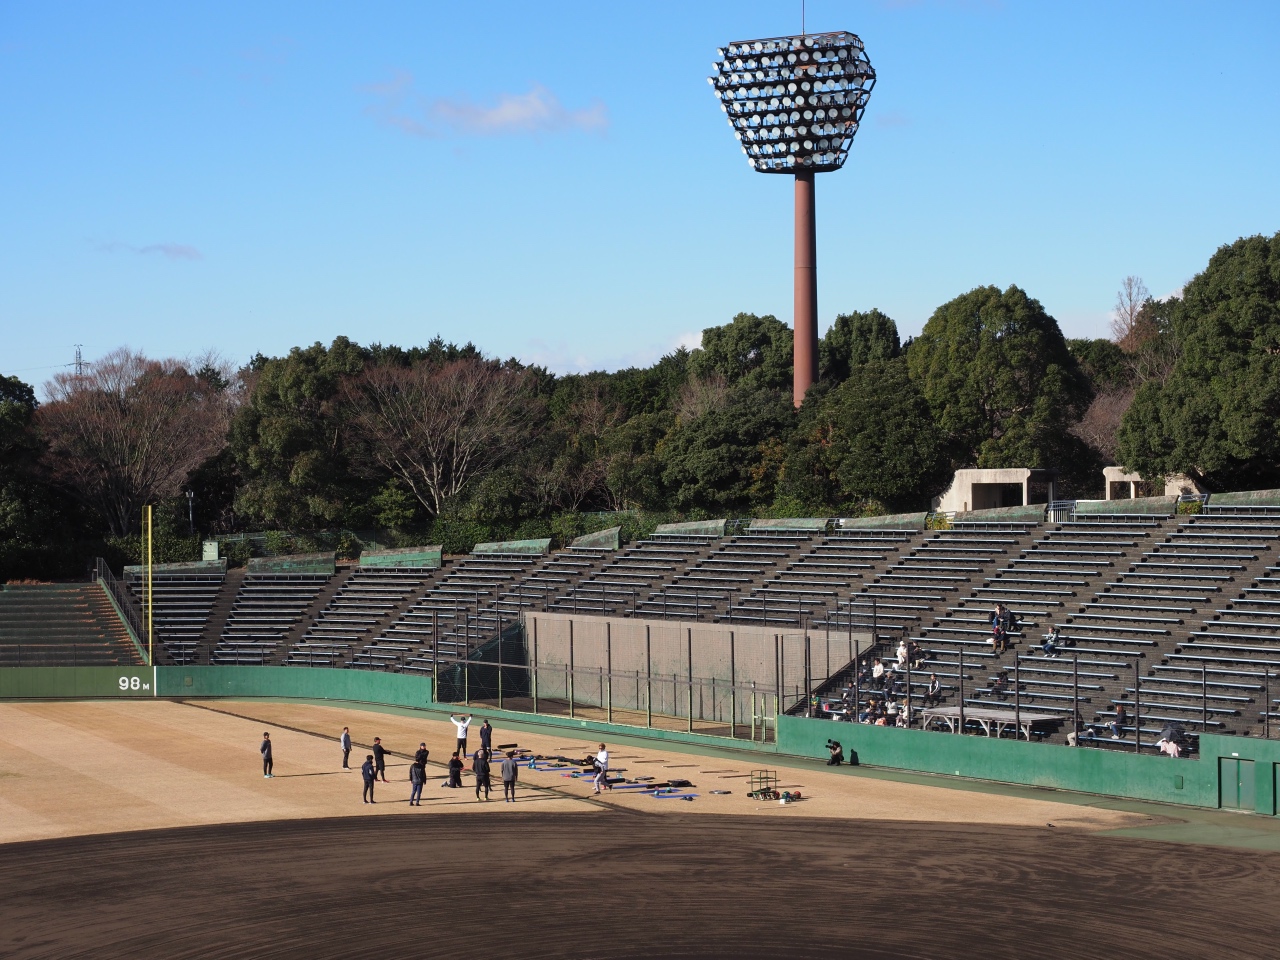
[3,231,1279,579]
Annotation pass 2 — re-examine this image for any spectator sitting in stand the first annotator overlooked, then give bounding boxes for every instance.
[991,623,1009,655]
[1003,607,1020,634]
[871,658,886,690]
[990,673,1010,699]
[1110,703,1129,740]
[923,673,942,707]
[1042,626,1062,658]
[896,639,909,669]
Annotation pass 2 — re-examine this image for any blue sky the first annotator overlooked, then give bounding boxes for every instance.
[2,1,1278,386]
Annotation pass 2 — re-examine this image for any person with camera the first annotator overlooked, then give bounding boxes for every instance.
[826,739,844,766]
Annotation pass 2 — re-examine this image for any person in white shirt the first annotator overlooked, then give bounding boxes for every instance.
[593,743,609,794]
[450,714,472,756]
[895,639,909,668]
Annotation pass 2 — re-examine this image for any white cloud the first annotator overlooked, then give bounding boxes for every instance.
[96,240,202,261]
[363,72,607,139]
[523,331,704,375]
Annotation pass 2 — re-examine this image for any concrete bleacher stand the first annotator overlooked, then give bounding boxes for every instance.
[27,488,1280,753]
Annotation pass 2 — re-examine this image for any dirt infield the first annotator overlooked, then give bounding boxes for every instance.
[3,700,1280,958]
[2,813,1277,960]
[0,700,1153,842]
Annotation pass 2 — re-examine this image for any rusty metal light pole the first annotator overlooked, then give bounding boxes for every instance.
[710,31,875,408]
[794,169,818,402]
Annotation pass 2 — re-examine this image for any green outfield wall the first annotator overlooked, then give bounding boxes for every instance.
[153,666,432,707]
[0,666,157,698]
[777,716,1280,813]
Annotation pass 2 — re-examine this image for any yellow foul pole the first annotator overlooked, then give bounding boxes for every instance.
[146,505,153,667]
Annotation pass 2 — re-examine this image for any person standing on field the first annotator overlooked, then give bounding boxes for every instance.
[408,756,425,806]
[372,737,390,783]
[260,732,274,778]
[451,714,472,756]
[472,748,492,801]
[478,718,493,754]
[593,743,609,794]
[361,755,377,804]
[501,750,519,802]
[341,727,352,770]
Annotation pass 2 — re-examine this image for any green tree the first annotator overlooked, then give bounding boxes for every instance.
[659,384,795,513]
[1067,338,1128,393]
[817,358,950,509]
[1117,232,1280,489]
[689,313,793,392]
[907,285,1090,468]
[231,337,370,529]
[820,308,900,383]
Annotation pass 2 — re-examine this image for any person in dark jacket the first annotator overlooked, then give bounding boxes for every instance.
[478,719,493,753]
[443,751,463,788]
[340,727,352,769]
[408,758,425,806]
[500,750,519,802]
[472,748,492,801]
[260,732,273,778]
[372,737,390,783]
[361,755,376,803]
[414,742,429,765]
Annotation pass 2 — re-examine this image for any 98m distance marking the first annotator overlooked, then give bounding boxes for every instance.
[118,676,151,692]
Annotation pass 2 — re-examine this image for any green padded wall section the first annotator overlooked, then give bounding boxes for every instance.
[360,545,442,568]
[1209,489,1280,507]
[954,504,1045,522]
[654,519,726,538]
[123,559,227,576]
[841,512,927,530]
[572,527,621,550]
[473,538,551,556]
[749,518,829,532]
[1076,496,1175,516]
[247,552,336,574]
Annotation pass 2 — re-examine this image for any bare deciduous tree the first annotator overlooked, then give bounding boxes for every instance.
[1070,385,1136,463]
[1111,275,1157,352]
[674,374,729,423]
[342,359,538,517]
[37,348,236,537]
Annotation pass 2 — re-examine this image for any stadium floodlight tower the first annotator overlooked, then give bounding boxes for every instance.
[709,32,875,407]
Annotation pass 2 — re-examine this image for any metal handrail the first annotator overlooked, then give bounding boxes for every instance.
[95,557,148,649]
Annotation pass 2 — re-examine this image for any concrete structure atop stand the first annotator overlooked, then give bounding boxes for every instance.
[933,468,1056,515]
[1102,467,1206,500]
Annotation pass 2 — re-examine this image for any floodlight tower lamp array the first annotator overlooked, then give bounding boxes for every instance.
[708,30,876,408]
[708,32,875,174]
